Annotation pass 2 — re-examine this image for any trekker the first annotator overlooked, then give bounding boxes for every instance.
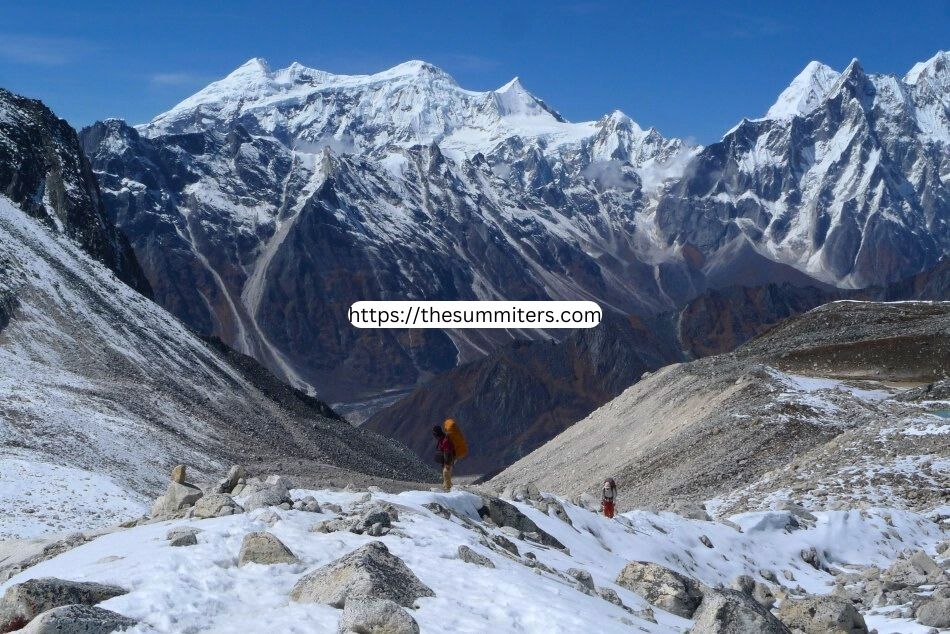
[433,425,455,491]
[602,478,617,518]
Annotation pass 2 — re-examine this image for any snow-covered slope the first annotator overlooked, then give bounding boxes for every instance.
[0,193,434,538]
[1,488,944,633]
[492,301,950,512]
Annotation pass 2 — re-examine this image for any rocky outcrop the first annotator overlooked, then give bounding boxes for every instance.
[614,561,703,618]
[337,598,420,634]
[18,604,136,634]
[776,595,868,634]
[151,481,203,517]
[478,498,565,549]
[0,578,127,633]
[690,588,790,633]
[290,542,433,608]
[238,532,298,566]
[457,545,494,568]
[192,494,243,519]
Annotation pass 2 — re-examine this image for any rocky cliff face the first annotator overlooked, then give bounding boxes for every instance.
[81,54,950,401]
[0,89,151,296]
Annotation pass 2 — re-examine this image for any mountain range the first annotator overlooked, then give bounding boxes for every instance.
[79,51,950,408]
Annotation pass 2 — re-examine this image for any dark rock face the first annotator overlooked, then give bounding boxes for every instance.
[0,89,150,296]
[365,314,678,475]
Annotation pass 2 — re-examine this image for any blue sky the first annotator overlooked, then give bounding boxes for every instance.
[0,1,947,142]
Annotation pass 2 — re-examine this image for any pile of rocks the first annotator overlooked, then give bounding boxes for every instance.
[831,545,950,628]
[612,559,876,633]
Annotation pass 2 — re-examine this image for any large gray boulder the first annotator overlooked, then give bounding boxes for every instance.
[615,561,703,618]
[19,604,136,633]
[290,541,433,608]
[238,532,299,566]
[0,578,127,633]
[242,481,292,512]
[214,465,245,494]
[917,598,950,628]
[776,595,868,634]
[729,574,776,608]
[337,598,420,634]
[457,546,494,568]
[192,493,243,519]
[690,588,791,633]
[151,481,203,517]
[479,498,564,549]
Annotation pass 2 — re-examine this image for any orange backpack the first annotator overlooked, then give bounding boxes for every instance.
[444,418,468,460]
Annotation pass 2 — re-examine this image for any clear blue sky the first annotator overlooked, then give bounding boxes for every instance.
[1,1,947,143]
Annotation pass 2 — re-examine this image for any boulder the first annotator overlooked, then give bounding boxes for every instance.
[192,493,243,519]
[169,532,197,547]
[214,465,245,494]
[669,500,711,521]
[615,562,703,618]
[19,604,137,634]
[171,464,187,484]
[337,598,419,634]
[728,575,776,609]
[690,588,791,633]
[776,595,868,634]
[293,496,321,513]
[151,481,203,517]
[800,546,823,570]
[360,507,393,530]
[290,541,433,608]
[238,532,299,566]
[775,500,817,522]
[479,498,564,549]
[596,587,624,607]
[917,598,950,628]
[884,550,945,586]
[567,568,595,592]
[491,535,519,556]
[0,578,127,633]
[243,484,291,512]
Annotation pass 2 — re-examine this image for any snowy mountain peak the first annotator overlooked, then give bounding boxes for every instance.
[491,76,563,121]
[905,50,950,86]
[765,60,840,120]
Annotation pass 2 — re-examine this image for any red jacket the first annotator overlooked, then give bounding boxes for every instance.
[437,436,455,465]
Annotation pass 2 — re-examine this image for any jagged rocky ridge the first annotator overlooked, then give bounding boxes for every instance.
[81,53,950,402]
[0,89,151,296]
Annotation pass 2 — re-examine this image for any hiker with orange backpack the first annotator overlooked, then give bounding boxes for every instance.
[433,418,468,491]
[602,478,617,518]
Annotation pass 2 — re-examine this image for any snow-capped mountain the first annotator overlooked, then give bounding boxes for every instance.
[657,52,950,288]
[82,59,695,401]
[81,53,950,401]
